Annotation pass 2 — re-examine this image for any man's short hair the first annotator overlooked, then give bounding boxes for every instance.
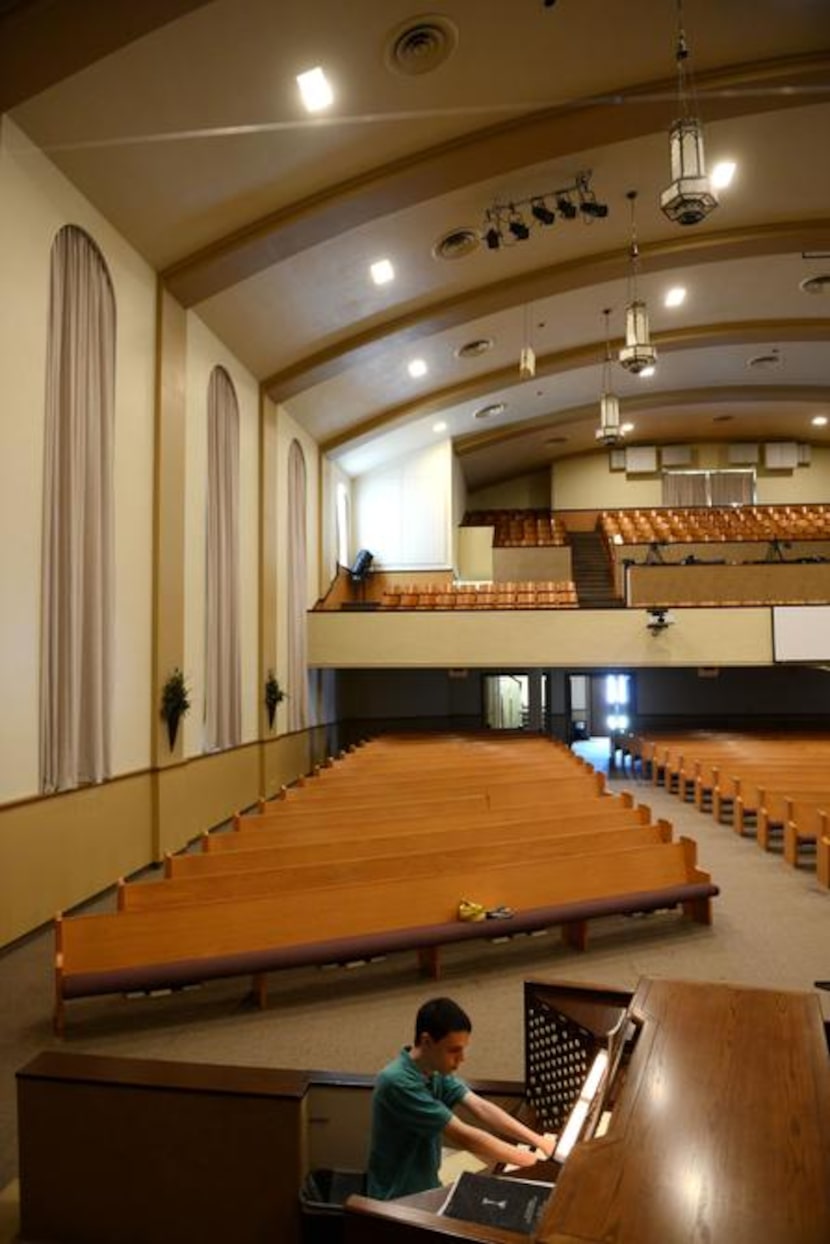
[414,997,472,1045]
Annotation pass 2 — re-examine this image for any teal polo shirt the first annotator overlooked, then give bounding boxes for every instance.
[367,1046,469,1200]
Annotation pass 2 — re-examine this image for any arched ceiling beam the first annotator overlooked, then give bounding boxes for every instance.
[266,218,830,403]
[163,51,830,307]
[454,385,830,455]
[321,319,830,453]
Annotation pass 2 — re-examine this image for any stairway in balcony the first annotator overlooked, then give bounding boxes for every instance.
[569,531,623,608]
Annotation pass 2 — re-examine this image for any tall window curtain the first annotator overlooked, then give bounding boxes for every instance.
[205,366,241,751]
[662,471,709,508]
[710,470,754,507]
[40,225,115,793]
[287,439,309,731]
[663,470,755,508]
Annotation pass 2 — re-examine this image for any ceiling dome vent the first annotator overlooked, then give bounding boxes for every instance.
[385,15,459,76]
[432,227,480,261]
[746,352,781,371]
[799,274,830,295]
[455,337,493,359]
[473,402,506,420]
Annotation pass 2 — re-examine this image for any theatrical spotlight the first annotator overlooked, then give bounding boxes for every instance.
[531,199,557,226]
[479,170,608,251]
[508,214,530,241]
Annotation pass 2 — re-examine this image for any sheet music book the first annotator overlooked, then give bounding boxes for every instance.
[440,1171,553,1235]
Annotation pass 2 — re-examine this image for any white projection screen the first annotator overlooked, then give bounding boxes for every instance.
[772,606,830,662]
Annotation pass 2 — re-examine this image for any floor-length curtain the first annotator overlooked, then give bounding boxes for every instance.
[205,366,241,751]
[40,225,115,793]
[287,439,309,731]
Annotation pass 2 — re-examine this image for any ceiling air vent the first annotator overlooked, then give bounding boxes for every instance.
[800,274,830,295]
[746,352,781,371]
[455,337,493,359]
[433,228,480,261]
[473,403,506,420]
[385,15,459,76]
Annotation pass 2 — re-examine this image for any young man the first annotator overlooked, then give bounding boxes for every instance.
[367,996,554,1200]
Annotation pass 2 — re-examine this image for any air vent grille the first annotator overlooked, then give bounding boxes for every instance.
[455,337,493,359]
[433,228,480,261]
[385,16,459,76]
[799,274,830,295]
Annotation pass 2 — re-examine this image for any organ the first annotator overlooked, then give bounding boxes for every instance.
[346,977,830,1244]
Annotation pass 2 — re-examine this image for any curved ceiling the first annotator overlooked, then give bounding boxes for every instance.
[9,0,830,491]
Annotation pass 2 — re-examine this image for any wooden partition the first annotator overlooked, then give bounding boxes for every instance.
[17,1052,308,1244]
[627,561,830,607]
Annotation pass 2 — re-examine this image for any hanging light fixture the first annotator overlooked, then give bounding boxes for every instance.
[519,303,536,379]
[660,0,717,226]
[596,308,623,445]
[619,191,657,376]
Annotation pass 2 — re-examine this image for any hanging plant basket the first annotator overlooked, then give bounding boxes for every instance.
[160,668,191,751]
[264,670,285,729]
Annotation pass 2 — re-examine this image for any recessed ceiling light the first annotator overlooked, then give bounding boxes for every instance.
[297,67,333,113]
[711,160,736,189]
[621,422,635,433]
[812,415,828,427]
[664,286,686,308]
[433,421,447,433]
[370,258,395,286]
[473,402,506,420]
[639,366,656,378]
[408,358,427,378]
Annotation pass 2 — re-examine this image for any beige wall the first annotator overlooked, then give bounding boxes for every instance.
[0,117,156,803]
[551,445,830,512]
[552,454,663,511]
[468,469,552,511]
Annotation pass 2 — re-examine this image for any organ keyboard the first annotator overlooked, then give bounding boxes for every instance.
[346,977,830,1244]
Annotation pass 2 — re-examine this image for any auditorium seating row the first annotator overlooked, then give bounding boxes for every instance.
[463,509,568,547]
[620,730,830,885]
[52,734,717,1032]
[380,581,578,609]
[601,504,830,545]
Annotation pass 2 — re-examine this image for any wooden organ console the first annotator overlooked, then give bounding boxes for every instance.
[346,977,830,1244]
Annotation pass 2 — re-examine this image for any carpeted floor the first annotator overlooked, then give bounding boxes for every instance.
[1,753,828,1234]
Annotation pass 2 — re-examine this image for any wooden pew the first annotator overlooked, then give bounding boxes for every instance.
[174,803,653,877]
[121,823,673,913]
[222,793,633,853]
[817,829,830,888]
[783,802,829,867]
[54,838,717,1034]
[755,788,830,850]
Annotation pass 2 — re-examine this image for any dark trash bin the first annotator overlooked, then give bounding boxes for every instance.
[300,1169,367,1244]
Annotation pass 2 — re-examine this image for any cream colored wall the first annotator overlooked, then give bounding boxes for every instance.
[183,313,260,755]
[467,469,551,511]
[353,440,452,568]
[756,447,830,503]
[552,454,663,510]
[550,445,830,511]
[0,117,156,803]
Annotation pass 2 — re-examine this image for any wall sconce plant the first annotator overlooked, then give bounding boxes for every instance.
[264,670,285,729]
[160,667,191,750]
